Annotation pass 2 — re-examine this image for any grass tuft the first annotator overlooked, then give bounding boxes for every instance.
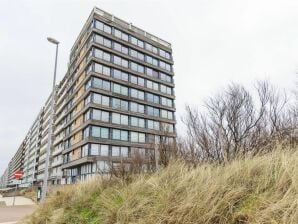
[23,147,298,224]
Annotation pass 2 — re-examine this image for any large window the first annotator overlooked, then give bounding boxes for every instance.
[130,132,146,143]
[130,88,145,100]
[113,42,128,54]
[111,98,129,111]
[130,102,145,113]
[94,34,111,48]
[113,69,128,81]
[131,117,145,128]
[112,113,129,125]
[90,144,109,156]
[92,77,110,91]
[147,120,160,130]
[161,109,174,120]
[161,97,173,107]
[130,36,144,48]
[160,73,172,83]
[92,93,110,107]
[112,83,128,96]
[114,28,129,41]
[84,126,109,139]
[145,43,158,54]
[147,106,159,117]
[91,126,109,138]
[146,93,159,104]
[94,63,111,76]
[130,75,144,87]
[130,62,144,73]
[146,80,159,91]
[95,20,112,34]
[160,84,172,95]
[94,48,111,62]
[92,109,109,122]
[162,123,174,133]
[112,129,128,141]
[113,55,128,68]
[111,146,129,157]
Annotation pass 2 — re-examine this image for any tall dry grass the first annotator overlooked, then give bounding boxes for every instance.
[24,146,298,224]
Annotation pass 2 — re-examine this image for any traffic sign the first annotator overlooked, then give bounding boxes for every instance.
[14,171,24,179]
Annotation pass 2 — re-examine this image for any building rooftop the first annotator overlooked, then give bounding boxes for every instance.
[71,7,171,54]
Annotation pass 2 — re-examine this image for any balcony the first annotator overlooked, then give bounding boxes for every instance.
[51,159,63,168]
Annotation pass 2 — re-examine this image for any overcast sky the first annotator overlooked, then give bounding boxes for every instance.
[0,0,297,174]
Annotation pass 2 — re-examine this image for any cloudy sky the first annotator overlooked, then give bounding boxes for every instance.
[0,0,297,174]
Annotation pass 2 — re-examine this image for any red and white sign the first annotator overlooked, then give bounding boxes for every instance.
[14,171,24,179]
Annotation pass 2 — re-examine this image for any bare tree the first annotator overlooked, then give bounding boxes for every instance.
[182,81,297,163]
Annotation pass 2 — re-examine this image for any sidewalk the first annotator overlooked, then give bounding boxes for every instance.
[0,194,36,223]
[0,194,35,206]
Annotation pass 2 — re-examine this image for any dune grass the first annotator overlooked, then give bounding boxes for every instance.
[24,147,298,224]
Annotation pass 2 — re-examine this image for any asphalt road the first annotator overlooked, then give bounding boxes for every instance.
[0,205,35,223]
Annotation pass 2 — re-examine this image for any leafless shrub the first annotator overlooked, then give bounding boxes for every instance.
[182,81,297,163]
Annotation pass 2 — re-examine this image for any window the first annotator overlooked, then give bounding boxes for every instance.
[130,49,144,61]
[161,97,173,107]
[92,109,109,122]
[112,129,128,141]
[93,77,110,91]
[94,48,111,62]
[131,132,146,143]
[147,120,160,130]
[94,34,111,48]
[113,69,128,81]
[161,109,173,120]
[160,73,172,83]
[162,123,174,132]
[114,29,129,41]
[95,20,111,34]
[112,146,120,156]
[120,147,129,157]
[131,88,145,100]
[89,126,109,138]
[130,36,138,46]
[103,24,112,34]
[147,106,159,117]
[92,93,110,107]
[113,42,128,54]
[114,56,128,68]
[112,83,128,96]
[131,117,145,128]
[94,63,111,76]
[160,84,172,95]
[147,93,159,104]
[112,98,129,111]
[159,49,171,60]
[97,160,109,172]
[130,62,144,73]
[130,102,144,113]
[101,145,109,156]
[112,113,128,125]
[90,144,100,155]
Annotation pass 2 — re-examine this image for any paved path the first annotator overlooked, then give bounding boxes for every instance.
[0,195,36,223]
[0,205,36,223]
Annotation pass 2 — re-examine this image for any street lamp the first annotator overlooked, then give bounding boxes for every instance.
[41,37,59,202]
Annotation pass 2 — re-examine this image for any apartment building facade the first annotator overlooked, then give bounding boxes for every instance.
[0,7,176,187]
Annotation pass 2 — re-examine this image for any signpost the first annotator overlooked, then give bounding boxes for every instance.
[13,171,23,206]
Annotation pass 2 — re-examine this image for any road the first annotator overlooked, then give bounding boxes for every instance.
[0,195,36,224]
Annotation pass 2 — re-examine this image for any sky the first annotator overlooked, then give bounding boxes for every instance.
[0,0,297,174]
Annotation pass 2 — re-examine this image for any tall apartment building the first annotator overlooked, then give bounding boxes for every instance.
[0,7,176,187]
[22,110,43,187]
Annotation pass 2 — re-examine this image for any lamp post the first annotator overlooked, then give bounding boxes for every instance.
[41,37,59,201]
